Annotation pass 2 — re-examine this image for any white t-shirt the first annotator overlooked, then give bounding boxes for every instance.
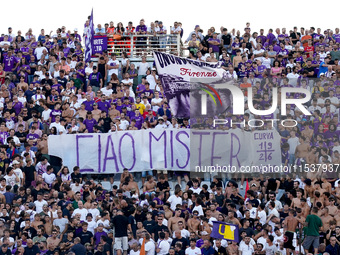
[185,247,202,255]
[107,59,120,77]
[34,199,48,213]
[189,187,202,194]
[35,47,48,60]
[88,208,100,220]
[287,137,300,154]
[265,243,278,255]
[72,208,88,221]
[167,195,182,211]
[101,87,113,97]
[157,240,170,255]
[172,229,190,239]
[86,220,97,234]
[151,98,163,112]
[238,242,254,255]
[145,240,156,255]
[258,210,267,225]
[42,172,56,185]
[138,62,149,76]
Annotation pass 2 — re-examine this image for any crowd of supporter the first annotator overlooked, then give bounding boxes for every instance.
[1,19,340,255]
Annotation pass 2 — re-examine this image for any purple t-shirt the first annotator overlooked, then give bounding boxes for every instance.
[98,101,110,112]
[83,100,94,111]
[136,25,147,40]
[13,102,23,115]
[3,56,16,72]
[26,133,39,146]
[83,118,97,133]
[50,109,62,123]
[131,115,144,129]
[207,38,221,53]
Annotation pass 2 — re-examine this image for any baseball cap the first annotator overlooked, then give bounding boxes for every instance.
[195,25,200,28]
[320,73,325,76]
[98,223,104,227]
[65,201,72,206]
[201,231,208,235]
[74,28,78,31]
[12,160,20,165]
[28,202,35,209]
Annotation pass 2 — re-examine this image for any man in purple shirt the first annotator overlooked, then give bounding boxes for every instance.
[266,29,276,45]
[3,49,17,72]
[83,112,97,133]
[136,19,147,54]
[83,95,95,111]
[207,33,221,55]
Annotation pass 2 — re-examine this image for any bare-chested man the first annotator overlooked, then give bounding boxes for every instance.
[306,146,318,165]
[143,175,157,199]
[163,204,173,220]
[168,208,185,235]
[284,209,299,255]
[187,211,201,234]
[334,205,340,226]
[91,103,102,121]
[321,207,334,232]
[300,198,311,218]
[31,214,44,231]
[210,204,220,219]
[301,122,314,141]
[327,198,338,217]
[226,211,242,228]
[290,189,303,209]
[122,176,140,196]
[295,136,310,165]
[46,229,61,248]
[322,178,332,194]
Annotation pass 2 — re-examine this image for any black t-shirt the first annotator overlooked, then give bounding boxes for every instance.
[23,165,36,183]
[112,215,129,237]
[152,224,169,241]
[103,243,111,255]
[0,158,10,175]
[57,77,68,87]
[215,246,227,255]
[239,227,255,238]
[15,131,27,143]
[71,172,82,182]
[143,220,156,234]
[77,230,93,245]
[157,181,170,191]
[24,245,40,255]
[0,248,11,255]
[304,67,315,77]
[221,34,231,46]
[171,237,188,250]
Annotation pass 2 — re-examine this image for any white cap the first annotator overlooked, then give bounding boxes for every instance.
[74,28,78,32]
[320,73,325,76]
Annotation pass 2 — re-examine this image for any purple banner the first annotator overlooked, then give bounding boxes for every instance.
[211,221,239,242]
[92,36,107,55]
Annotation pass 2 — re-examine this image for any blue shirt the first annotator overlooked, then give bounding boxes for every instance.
[201,246,215,255]
[318,61,328,77]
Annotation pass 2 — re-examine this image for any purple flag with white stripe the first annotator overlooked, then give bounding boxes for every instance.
[85,9,94,63]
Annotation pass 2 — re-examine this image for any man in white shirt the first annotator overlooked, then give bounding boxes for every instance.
[151,91,163,112]
[239,236,254,255]
[167,190,182,211]
[137,56,149,84]
[34,42,48,60]
[72,201,88,221]
[101,83,113,97]
[156,232,170,255]
[145,234,155,255]
[34,193,48,213]
[185,239,201,255]
[107,54,119,82]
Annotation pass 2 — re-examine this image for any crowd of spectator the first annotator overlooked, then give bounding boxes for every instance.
[0,19,340,255]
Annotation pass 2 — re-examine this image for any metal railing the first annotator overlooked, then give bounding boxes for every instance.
[106,34,182,57]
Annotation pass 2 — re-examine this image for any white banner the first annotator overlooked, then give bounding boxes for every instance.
[48,129,281,174]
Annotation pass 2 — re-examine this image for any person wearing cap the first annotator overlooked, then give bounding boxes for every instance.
[185,25,203,43]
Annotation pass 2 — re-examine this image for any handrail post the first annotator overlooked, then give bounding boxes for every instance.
[177,34,180,56]
[131,35,134,58]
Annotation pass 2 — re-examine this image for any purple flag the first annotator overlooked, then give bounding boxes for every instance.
[211,221,239,242]
[85,9,94,63]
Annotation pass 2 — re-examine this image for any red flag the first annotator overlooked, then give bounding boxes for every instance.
[244,179,249,199]
[140,237,146,255]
